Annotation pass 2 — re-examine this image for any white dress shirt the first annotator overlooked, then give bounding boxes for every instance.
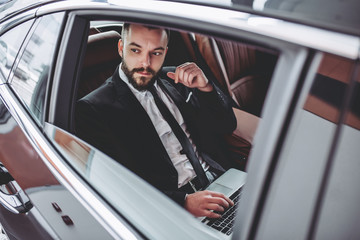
[119,65,208,188]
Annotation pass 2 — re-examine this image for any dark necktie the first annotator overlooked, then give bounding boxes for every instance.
[148,85,209,188]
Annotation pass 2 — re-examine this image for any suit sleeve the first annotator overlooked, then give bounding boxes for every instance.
[75,99,126,161]
[194,83,237,134]
[164,191,187,206]
[161,66,236,134]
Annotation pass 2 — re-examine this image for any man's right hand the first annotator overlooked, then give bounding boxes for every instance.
[184,190,234,218]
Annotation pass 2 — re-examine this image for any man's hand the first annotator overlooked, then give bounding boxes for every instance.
[184,190,234,218]
[167,62,213,92]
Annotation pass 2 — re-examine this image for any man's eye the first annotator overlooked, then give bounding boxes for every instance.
[131,49,140,53]
[153,52,162,56]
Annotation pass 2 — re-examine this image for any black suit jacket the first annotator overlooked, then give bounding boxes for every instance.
[75,66,236,205]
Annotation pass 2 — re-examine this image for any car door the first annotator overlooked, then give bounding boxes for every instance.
[0,4,224,240]
[0,11,120,239]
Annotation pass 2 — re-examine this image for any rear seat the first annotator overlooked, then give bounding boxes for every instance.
[194,35,278,169]
[77,29,195,100]
[77,27,277,170]
[77,29,122,99]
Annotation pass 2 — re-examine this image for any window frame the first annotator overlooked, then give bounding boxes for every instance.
[7,13,65,127]
[39,2,360,240]
[46,6,314,240]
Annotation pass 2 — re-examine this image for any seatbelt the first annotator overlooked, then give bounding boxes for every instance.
[210,38,240,106]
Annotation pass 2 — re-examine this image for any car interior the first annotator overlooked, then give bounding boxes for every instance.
[75,20,279,171]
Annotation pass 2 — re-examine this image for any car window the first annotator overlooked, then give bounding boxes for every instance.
[313,65,360,239]
[0,19,33,82]
[254,53,356,238]
[69,18,278,217]
[45,18,278,239]
[10,13,64,125]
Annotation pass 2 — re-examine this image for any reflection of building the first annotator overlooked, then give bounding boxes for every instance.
[11,14,62,114]
[0,102,59,191]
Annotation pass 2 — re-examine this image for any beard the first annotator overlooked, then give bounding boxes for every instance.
[121,61,159,91]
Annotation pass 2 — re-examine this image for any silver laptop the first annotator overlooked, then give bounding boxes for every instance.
[200,168,247,238]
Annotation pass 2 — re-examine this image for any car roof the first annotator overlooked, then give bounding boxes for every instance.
[0,0,55,22]
[1,0,359,37]
[160,0,360,37]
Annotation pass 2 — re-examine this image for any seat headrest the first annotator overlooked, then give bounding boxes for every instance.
[83,30,121,69]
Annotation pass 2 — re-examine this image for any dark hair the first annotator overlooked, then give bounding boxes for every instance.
[121,23,170,43]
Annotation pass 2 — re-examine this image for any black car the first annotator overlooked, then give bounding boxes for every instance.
[0,0,359,239]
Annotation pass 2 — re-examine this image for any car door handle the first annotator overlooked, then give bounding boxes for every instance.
[0,163,33,214]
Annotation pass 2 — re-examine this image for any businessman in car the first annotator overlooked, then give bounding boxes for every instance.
[76,23,236,218]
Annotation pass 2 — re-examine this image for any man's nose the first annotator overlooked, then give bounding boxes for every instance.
[140,53,150,67]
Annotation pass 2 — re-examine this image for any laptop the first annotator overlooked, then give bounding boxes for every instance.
[200,168,247,238]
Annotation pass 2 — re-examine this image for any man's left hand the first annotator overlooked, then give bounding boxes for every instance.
[167,62,213,92]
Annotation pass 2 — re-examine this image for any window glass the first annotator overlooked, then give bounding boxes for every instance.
[255,53,355,238]
[45,17,284,239]
[69,19,278,229]
[0,20,33,81]
[76,20,278,171]
[304,53,353,123]
[10,13,64,125]
[314,66,360,239]
[287,53,354,187]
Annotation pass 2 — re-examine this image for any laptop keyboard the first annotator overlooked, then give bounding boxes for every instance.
[202,188,242,236]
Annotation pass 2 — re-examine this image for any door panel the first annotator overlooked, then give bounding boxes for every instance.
[0,90,114,239]
[0,99,60,239]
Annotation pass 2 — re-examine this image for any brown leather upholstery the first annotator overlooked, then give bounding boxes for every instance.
[77,30,121,99]
[216,39,257,85]
[195,35,227,92]
[195,35,278,169]
[197,36,273,116]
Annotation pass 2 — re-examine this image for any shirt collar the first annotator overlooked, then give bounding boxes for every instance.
[119,63,159,97]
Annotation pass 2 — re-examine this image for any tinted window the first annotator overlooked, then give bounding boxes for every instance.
[313,64,360,240]
[10,13,63,125]
[0,20,33,81]
[304,53,353,123]
[49,17,282,239]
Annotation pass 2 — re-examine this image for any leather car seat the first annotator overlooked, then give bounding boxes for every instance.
[77,30,122,99]
[194,35,278,169]
[196,36,274,116]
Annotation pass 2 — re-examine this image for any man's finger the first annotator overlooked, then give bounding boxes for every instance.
[174,67,180,83]
[209,197,231,208]
[167,72,176,80]
[185,68,197,86]
[207,203,225,213]
[209,192,234,206]
[206,211,222,219]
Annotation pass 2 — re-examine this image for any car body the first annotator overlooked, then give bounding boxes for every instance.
[0,0,359,239]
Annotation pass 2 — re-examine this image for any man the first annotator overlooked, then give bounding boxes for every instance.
[76,23,237,218]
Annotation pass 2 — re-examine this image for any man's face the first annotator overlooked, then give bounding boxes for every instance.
[118,24,168,91]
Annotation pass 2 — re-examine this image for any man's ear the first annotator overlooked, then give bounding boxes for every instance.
[118,39,123,58]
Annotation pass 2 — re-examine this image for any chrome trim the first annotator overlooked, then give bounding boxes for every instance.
[36,0,360,59]
[0,84,138,240]
[0,8,36,36]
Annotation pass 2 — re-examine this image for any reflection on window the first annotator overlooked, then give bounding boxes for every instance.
[276,54,355,188]
[312,61,360,240]
[345,72,360,130]
[10,13,64,125]
[0,20,33,81]
[304,53,353,123]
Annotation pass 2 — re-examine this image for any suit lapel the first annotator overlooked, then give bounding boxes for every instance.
[158,77,196,122]
[111,68,175,167]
